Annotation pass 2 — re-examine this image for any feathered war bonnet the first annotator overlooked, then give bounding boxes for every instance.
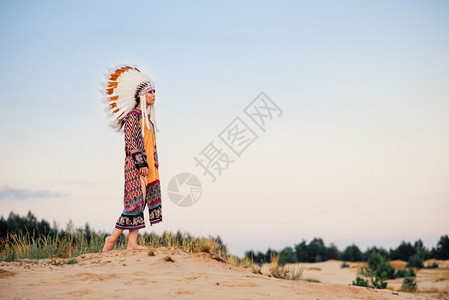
[100,65,159,139]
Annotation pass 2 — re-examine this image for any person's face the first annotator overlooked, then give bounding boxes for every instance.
[145,89,156,106]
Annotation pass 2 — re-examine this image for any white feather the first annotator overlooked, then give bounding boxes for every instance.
[100,65,156,133]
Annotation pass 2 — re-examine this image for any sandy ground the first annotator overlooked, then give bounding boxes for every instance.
[1,247,448,299]
[261,260,361,285]
[261,259,449,294]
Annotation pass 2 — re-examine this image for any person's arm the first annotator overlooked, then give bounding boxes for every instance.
[124,112,149,170]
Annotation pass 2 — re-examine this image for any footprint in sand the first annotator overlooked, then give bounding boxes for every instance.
[0,269,17,278]
[64,272,119,281]
[217,280,257,287]
[67,290,93,296]
[176,290,193,295]
[125,278,158,285]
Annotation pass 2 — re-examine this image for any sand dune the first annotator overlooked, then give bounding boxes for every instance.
[1,247,446,299]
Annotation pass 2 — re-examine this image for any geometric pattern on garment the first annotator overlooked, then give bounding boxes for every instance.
[125,111,148,169]
[123,154,145,214]
[146,179,162,226]
[122,109,147,215]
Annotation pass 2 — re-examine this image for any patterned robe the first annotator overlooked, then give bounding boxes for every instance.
[116,108,161,229]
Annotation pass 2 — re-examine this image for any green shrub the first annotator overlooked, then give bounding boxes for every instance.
[341,262,350,268]
[401,269,417,292]
[406,253,424,269]
[368,251,385,269]
[374,260,396,279]
[371,276,388,289]
[395,268,406,278]
[404,267,416,277]
[394,267,415,278]
[352,275,369,287]
[368,252,396,279]
[352,266,388,289]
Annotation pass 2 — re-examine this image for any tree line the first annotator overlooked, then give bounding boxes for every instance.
[245,236,449,265]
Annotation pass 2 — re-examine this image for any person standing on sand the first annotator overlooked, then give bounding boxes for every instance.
[100,65,162,252]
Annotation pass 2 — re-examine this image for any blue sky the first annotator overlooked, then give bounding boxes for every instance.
[0,0,448,257]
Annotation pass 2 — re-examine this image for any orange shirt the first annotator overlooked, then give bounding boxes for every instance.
[138,112,160,186]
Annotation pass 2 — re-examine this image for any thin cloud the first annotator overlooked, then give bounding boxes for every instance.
[0,185,68,200]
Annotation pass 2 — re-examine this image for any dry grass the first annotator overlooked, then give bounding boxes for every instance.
[0,230,232,262]
[230,254,262,274]
[268,252,304,280]
[0,231,90,261]
[425,259,449,269]
[251,264,262,275]
[390,260,407,270]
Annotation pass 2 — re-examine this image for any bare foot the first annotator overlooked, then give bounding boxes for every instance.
[126,244,148,250]
[102,236,115,252]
